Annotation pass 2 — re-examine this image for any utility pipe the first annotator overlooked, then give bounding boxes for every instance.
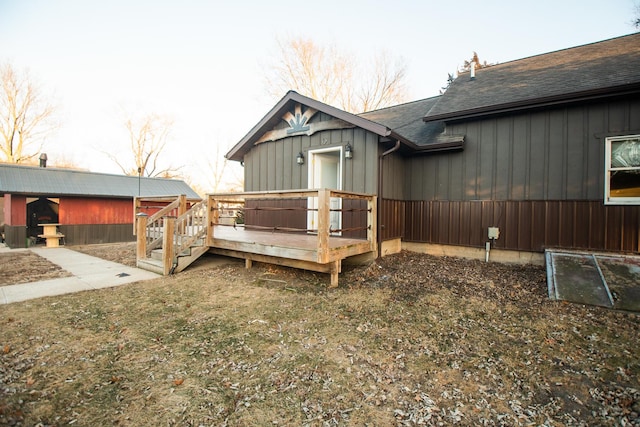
[377,140,401,258]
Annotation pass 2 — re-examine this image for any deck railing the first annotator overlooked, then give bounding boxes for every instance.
[207,189,377,264]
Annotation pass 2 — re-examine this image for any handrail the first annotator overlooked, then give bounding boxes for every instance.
[147,198,180,224]
[172,199,208,259]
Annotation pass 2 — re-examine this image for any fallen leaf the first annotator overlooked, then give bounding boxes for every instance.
[2,344,9,354]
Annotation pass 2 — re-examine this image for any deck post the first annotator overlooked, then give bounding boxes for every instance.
[329,260,340,288]
[162,216,176,275]
[368,195,378,253]
[136,213,148,262]
[133,197,141,235]
[317,189,330,264]
[178,195,187,234]
[208,195,218,246]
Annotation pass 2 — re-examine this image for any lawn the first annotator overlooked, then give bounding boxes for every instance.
[1,247,639,426]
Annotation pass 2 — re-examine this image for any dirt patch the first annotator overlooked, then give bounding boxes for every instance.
[70,242,137,267]
[0,251,72,286]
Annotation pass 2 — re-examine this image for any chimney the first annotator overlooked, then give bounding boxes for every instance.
[470,63,476,80]
[39,153,48,168]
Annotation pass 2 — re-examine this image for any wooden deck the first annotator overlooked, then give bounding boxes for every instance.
[209,225,373,282]
[135,190,377,286]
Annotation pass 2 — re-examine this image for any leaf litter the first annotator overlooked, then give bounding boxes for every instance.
[0,246,638,426]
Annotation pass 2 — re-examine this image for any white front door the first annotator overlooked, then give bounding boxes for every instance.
[308,148,342,235]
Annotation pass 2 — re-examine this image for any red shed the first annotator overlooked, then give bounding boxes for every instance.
[0,164,199,248]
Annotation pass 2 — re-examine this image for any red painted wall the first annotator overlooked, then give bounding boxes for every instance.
[5,194,27,226]
[59,197,133,225]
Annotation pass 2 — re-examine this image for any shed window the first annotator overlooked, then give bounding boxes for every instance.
[605,135,640,204]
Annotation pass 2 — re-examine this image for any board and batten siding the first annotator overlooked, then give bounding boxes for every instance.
[402,98,640,253]
[406,98,640,202]
[242,113,380,238]
[244,125,379,194]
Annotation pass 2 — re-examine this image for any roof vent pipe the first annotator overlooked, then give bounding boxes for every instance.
[470,63,476,80]
[39,153,48,168]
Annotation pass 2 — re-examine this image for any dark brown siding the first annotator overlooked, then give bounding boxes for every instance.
[404,200,639,253]
[4,225,27,248]
[244,199,307,232]
[245,198,369,239]
[60,224,135,245]
[379,199,404,240]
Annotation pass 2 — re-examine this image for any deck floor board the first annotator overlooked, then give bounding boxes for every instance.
[213,225,368,252]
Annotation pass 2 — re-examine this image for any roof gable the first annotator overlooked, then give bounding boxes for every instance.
[0,164,200,198]
[425,33,640,122]
[227,91,464,161]
[226,91,393,162]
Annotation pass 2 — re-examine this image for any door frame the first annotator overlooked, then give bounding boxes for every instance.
[307,146,344,235]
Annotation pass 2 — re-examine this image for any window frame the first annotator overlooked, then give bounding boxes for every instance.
[604,134,640,205]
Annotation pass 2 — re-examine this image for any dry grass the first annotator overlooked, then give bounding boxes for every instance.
[1,249,639,426]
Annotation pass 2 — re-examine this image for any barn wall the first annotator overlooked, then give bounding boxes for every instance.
[5,194,27,226]
[59,197,133,225]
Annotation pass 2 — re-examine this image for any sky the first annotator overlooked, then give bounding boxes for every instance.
[0,0,638,192]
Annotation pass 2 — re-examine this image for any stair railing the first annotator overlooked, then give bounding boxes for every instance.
[172,199,208,259]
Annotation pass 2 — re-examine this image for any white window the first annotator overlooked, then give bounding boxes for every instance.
[605,135,640,205]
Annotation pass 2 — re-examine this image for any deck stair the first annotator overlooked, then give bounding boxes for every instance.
[135,196,210,275]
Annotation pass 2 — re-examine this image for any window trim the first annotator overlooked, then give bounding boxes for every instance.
[604,134,640,205]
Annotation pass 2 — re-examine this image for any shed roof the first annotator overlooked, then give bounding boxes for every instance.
[424,33,640,122]
[0,164,200,199]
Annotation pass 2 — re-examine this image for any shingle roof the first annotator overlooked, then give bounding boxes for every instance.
[0,164,200,198]
[424,33,640,122]
[226,91,462,161]
[358,97,448,148]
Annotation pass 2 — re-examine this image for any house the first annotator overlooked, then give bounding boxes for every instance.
[1,163,199,248]
[226,33,640,264]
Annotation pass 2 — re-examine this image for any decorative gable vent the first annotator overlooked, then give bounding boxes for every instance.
[284,104,317,135]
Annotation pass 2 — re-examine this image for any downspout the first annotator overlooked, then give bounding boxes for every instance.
[377,140,401,258]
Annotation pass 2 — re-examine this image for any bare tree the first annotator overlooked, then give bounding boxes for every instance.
[106,112,181,177]
[0,63,57,163]
[459,52,493,73]
[441,52,495,94]
[264,36,409,113]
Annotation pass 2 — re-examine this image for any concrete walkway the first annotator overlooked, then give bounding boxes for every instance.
[1,247,160,304]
